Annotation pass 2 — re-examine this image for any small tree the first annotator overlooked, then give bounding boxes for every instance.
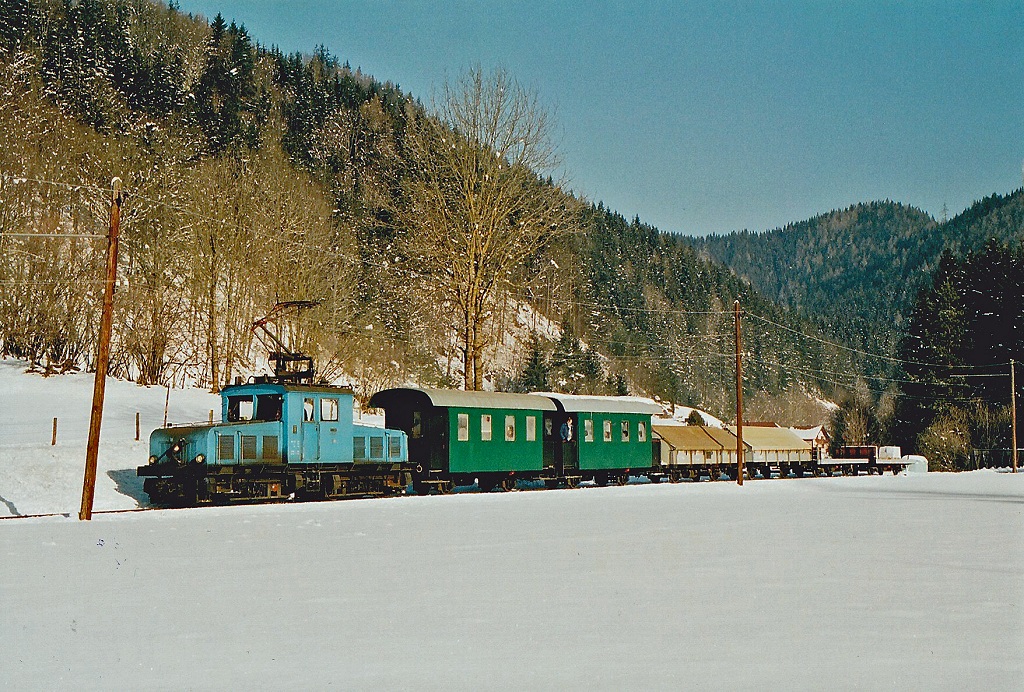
[685,410,704,426]
[517,336,550,392]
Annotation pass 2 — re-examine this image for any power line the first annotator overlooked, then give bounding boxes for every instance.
[744,310,1010,372]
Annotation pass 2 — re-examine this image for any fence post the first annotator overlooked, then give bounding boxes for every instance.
[135,412,140,441]
[51,417,57,446]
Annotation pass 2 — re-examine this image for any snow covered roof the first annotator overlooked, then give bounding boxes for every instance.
[791,425,829,443]
[370,387,557,411]
[535,392,663,415]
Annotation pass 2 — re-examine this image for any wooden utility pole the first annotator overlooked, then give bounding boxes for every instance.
[734,300,744,486]
[80,178,122,521]
[1012,359,1018,473]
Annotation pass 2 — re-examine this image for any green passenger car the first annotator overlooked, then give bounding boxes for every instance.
[541,394,663,486]
[368,388,557,492]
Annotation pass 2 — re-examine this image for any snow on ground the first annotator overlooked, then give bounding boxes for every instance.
[2,472,1022,689]
[1,358,1022,689]
[654,404,724,427]
[0,358,219,517]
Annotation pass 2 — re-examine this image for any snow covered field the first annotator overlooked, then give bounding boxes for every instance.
[0,359,219,517]
[1,359,1022,689]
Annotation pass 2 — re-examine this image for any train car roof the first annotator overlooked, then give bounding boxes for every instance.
[221,381,354,396]
[653,424,745,451]
[369,387,557,412]
[536,393,663,415]
[726,425,811,451]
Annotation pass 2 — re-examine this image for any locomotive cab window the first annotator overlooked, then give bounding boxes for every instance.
[321,398,339,422]
[227,396,254,422]
[303,398,315,421]
[255,394,282,421]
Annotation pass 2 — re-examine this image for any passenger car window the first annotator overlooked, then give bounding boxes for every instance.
[457,413,469,441]
[526,416,536,442]
[621,420,630,442]
[584,419,594,442]
[638,421,647,442]
[603,419,612,442]
[481,414,492,441]
[505,415,516,442]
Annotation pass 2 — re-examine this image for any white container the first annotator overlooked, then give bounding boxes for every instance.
[878,445,902,460]
[900,454,928,473]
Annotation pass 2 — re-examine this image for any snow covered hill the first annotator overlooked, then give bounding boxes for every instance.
[1,358,1022,689]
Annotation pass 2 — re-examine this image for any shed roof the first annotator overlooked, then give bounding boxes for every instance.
[537,393,663,414]
[727,426,810,451]
[369,387,556,412]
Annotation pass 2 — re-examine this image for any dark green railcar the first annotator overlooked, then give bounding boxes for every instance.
[541,394,663,486]
[368,388,557,492]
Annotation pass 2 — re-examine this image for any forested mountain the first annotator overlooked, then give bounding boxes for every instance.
[688,193,1024,356]
[0,0,997,432]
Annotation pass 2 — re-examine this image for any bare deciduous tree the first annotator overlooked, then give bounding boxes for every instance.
[400,65,576,390]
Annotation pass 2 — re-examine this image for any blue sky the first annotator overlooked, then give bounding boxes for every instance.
[175,1,1024,236]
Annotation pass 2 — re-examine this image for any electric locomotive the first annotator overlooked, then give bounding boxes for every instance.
[138,358,410,506]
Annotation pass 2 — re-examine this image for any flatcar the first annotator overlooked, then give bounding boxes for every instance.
[138,379,410,506]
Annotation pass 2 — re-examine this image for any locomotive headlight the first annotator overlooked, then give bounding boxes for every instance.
[148,455,157,465]
[194,454,205,464]
[172,444,180,452]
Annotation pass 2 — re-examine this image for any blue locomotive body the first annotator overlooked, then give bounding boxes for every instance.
[138,381,409,505]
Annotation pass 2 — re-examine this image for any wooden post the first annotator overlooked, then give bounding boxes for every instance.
[1012,359,1018,473]
[734,300,744,486]
[209,409,214,423]
[51,417,57,446]
[135,412,140,441]
[163,385,170,427]
[80,178,122,521]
